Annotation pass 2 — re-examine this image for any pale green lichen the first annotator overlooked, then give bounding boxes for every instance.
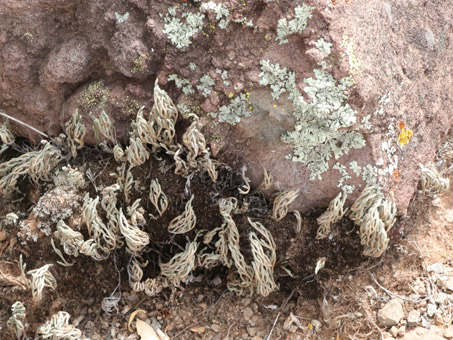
[201,1,230,29]
[168,74,195,95]
[217,93,251,125]
[314,38,332,57]
[162,7,205,48]
[259,59,366,180]
[196,74,215,97]
[115,12,129,23]
[276,3,314,44]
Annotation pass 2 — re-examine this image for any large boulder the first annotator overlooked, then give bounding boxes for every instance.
[0,0,451,214]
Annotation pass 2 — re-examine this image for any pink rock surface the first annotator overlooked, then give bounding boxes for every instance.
[0,0,451,214]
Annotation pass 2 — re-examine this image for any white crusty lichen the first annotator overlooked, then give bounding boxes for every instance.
[36,311,81,340]
[276,3,314,44]
[259,58,365,180]
[162,7,205,48]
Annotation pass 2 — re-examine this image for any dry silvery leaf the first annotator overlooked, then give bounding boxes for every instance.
[314,257,326,275]
[136,319,170,340]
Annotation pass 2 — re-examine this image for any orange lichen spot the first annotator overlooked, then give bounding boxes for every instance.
[398,121,405,130]
[398,127,413,146]
[393,169,401,180]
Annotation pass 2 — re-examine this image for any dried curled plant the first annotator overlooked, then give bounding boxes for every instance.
[101,184,121,238]
[113,144,126,162]
[36,311,81,340]
[126,136,150,168]
[420,163,450,195]
[238,166,251,195]
[149,178,169,218]
[54,220,84,257]
[218,198,254,295]
[7,301,26,339]
[150,79,178,151]
[127,199,146,226]
[248,218,278,297]
[82,194,117,253]
[160,237,198,286]
[91,110,115,143]
[65,109,86,158]
[272,189,299,221]
[316,191,348,240]
[122,166,134,204]
[168,194,196,234]
[128,257,146,292]
[27,264,57,303]
[258,167,273,191]
[0,140,61,194]
[134,107,156,145]
[349,185,396,258]
[80,239,107,261]
[0,120,15,145]
[119,208,149,256]
[182,114,208,168]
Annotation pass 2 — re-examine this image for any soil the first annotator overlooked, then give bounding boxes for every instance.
[0,131,451,340]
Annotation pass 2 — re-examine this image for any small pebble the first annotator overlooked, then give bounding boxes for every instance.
[243,307,254,321]
[190,326,205,334]
[389,326,398,337]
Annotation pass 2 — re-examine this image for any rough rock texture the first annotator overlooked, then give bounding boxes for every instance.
[401,327,447,340]
[378,299,404,327]
[0,0,451,214]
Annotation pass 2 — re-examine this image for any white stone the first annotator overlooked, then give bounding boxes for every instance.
[444,325,453,339]
[407,310,420,327]
[426,303,437,318]
[434,292,448,305]
[378,299,404,327]
[427,263,445,274]
[445,277,453,291]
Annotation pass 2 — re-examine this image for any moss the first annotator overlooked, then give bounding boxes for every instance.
[79,82,109,110]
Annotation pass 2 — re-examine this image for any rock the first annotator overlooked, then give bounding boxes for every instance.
[211,324,220,333]
[390,326,398,337]
[428,263,445,274]
[434,293,448,305]
[401,326,447,340]
[444,326,453,339]
[41,36,91,84]
[247,327,257,336]
[444,278,453,292]
[242,307,254,321]
[398,326,406,337]
[378,299,404,327]
[407,310,420,327]
[433,313,443,326]
[311,319,322,332]
[427,303,437,318]
[0,0,450,217]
